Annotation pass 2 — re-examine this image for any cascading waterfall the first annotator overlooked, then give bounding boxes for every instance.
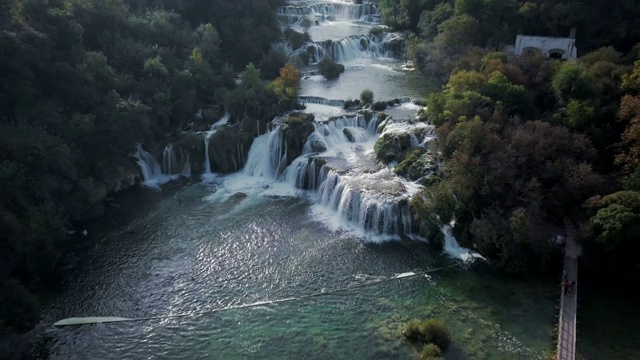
[243,126,288,178]
[442,220,486,262]
[135,144,190,186]
[203,113,231,175]
[204,134,212,174]
[161,144,191,175]
[135,144,163,182]
[277,2,380,26]
[240,112,426,238]
[162,144,177,175]
[294,33,403,64]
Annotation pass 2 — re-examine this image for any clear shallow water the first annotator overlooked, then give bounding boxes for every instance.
[301,59,435,101]
[37,182,555,359]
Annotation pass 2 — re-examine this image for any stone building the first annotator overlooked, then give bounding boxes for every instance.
[514,28,577,60]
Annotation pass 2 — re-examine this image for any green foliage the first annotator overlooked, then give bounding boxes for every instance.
[421,343,443,360]
[622,60,640,92]
[283,28,311,50]
[420,319,452,350]
[0,0,290,340]
[402,318,451,350]
[585,191,640,249]
[258,50,287,80]
[360,89,374,104]
[318,57,345,80]
[418,3,453,41]
[435,14,482,53]
[242,63,262,89]
[551,61,598,104]
[582,191,640,280]
[402,320,423,340]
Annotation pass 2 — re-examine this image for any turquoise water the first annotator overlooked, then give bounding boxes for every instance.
[36,181,556,359]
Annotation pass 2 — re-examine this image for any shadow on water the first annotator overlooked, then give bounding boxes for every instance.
[577,272,640,360]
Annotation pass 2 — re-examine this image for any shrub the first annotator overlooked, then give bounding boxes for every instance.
[371,101,387,111]
[360,89,374,104]
[402,318,451,351]
[421,319,451,350]
[343,99,361,109]
[402,320,423,340]
[421,343,443,360]
[284,28,311,50]
[318,57,345,79]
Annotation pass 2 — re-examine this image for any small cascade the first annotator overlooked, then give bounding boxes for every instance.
[202,113,231,175]
[442,222,486,262]
[161,144,191,175]
[277,2,380,26]
[162,144,177,175]
[294,33,403,63]
[298,96,346,107]
[135,144,163,182]
[204,134,212,174]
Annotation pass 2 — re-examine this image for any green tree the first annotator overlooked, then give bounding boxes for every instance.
[360,89,374,104]
[551,61,598,104]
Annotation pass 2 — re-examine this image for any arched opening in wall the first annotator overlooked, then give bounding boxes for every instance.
[548,48,565,59]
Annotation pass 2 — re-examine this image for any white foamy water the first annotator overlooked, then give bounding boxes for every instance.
[442,221,486,262]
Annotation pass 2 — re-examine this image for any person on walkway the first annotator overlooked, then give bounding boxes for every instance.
[563,279,569,295]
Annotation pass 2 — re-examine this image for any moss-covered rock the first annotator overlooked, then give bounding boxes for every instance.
[343,128,356,142]
[207,126,254,173]
[402,318,452,352]
[394,147,437,181]
[283,112,315,165]
[374,132,412,163]
[173,132,206,174]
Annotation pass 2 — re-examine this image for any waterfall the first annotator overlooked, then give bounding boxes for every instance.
[442,222,486,262]
[202,113,231,176]
[244,126,287,179]
[298,96,346,107]
[135,143,190,187]
[294,33,404,64]
[162,144,177,175]
[204,133,213,174]
[237,111,435,239]
[277,2,380,26]
[135,144,163,182]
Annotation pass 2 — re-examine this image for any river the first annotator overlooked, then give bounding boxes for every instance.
[35,1,560,359]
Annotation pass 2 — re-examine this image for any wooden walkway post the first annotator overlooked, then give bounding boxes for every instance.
[557,219,581,360]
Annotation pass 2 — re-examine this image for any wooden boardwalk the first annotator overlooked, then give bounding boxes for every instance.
[557,219,581,360]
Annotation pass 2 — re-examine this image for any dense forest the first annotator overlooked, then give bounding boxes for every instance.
[375,0,640,277]
[0,0,304,356]
[3,0,640,357]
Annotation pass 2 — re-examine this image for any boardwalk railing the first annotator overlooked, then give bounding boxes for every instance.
[557,219,580,360]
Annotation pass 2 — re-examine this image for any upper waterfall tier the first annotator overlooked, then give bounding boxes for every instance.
[278,2,379,26]
[290,32,403,63]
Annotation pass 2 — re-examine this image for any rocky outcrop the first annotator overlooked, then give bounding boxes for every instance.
[393,147,437,181]
[374,132,412,163]
[207,126,255,173]
[282,112,315,165]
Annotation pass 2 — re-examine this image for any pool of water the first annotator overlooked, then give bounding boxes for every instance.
[36,181,556,359]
